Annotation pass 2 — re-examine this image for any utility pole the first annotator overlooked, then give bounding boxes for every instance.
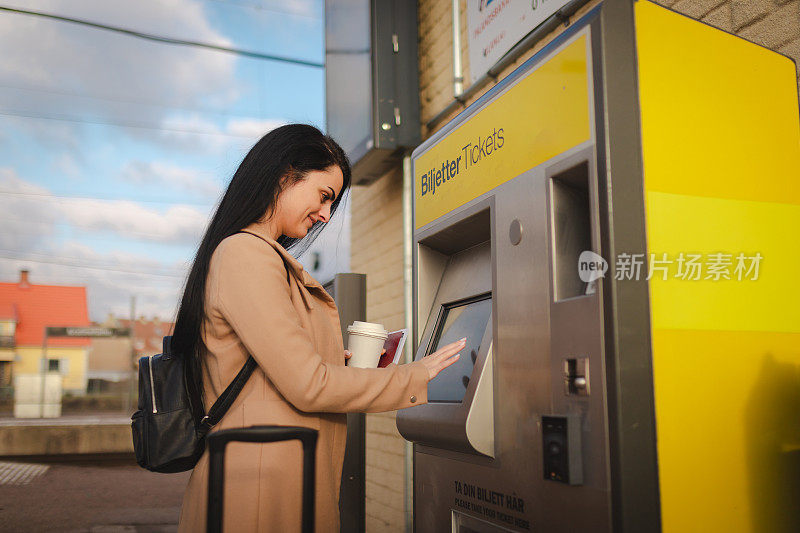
[126,295,136,414]
[38,327,49,418]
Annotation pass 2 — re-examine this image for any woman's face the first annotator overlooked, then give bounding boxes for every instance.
[272,165,344,239]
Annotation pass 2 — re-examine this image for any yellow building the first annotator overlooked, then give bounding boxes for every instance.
[0,308,16,388]
[0,270,91,395]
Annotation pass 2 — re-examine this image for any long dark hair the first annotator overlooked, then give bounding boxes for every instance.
[173,123,351,421]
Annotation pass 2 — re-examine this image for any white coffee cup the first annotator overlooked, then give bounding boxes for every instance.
[346,321,388,368]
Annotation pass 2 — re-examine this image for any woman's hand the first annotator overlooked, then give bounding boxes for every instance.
[420,337,465,381]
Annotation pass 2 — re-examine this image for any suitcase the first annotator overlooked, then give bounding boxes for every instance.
[206,425,319,533]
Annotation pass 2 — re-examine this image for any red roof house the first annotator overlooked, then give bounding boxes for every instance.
[0,270,91,347]
[0,302,16,321]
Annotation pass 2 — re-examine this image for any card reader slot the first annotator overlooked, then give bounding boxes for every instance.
[549,161,593,301]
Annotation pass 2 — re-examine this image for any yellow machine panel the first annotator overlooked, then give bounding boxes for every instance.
[414,33,592,229]
[636,2,800,531]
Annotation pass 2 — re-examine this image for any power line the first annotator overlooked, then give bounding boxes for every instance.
[0,6,324,68]
[0,82,272,123]
[0,248,189,271]
[0,198,209,220]
[0,215,206,242]
[0,253,187,279]
[0,189,217,208]
[0,223,202,246]
[0,107,268,138]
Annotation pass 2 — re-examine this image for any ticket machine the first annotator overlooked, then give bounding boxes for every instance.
[397,1,800,532]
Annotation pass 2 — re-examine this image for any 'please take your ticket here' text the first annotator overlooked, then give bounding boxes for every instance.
[420,127,504,197]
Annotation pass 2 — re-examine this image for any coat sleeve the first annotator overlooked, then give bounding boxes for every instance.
[210,234,429,413]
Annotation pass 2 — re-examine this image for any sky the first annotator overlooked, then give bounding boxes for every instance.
[0,0,351,322]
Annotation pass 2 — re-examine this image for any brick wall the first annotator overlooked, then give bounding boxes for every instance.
[349,1,798,531]
[659,0,799,86]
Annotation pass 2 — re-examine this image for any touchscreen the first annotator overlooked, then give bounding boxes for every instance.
[426,296,492,403]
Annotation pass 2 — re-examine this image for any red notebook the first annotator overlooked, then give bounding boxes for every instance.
[378,329,408,368]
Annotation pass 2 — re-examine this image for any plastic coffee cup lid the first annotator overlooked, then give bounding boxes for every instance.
[347,321,388,339]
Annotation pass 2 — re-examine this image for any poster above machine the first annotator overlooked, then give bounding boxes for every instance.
[467,0,574,84]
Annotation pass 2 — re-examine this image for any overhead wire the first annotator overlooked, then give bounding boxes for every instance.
[0,6,324,68]
[0,253,187,279]
[0,82,273,123]
[0,108,270,138]
[0,217,206,243]
[0,189,218,208]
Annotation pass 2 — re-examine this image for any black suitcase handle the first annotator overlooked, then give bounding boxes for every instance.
[206,425,318,533]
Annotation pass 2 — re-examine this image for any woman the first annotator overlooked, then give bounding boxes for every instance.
[175,124,463,532]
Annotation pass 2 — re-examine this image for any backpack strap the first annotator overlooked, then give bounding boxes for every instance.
[196,355,258,437]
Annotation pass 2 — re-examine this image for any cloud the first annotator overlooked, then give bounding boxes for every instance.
[1,0,237,101]
[0,0,239,138]
[0,168,59,251]
[0,248,187,322]
[0,2,294,158]
[0,1,322,320]
[0,166,352,321]
[156,114,288,154]
[2,115,84,152]
[0,168,50,195]
[63,199,210,244]
[59,241,188,274]
[52,152,82,179]
[120,160,222,198]
[0,167,211,246]
[156,114,238,153]
[0,170,193,320]
[226,117,288,138]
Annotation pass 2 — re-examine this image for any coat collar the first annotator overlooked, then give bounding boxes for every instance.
[240,222,331,297]
[241,222,307,280]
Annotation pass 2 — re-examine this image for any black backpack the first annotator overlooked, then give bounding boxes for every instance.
[131,336,257,473]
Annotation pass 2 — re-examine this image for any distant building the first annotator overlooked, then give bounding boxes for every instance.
[101,315,174,360]
[87,315,174,392]
[90,314,174,371]
[86,334,133,393]
[0,302,17,388]
[0,270,91,395]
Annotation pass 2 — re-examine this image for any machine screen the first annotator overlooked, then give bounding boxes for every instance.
[426,295,492,403]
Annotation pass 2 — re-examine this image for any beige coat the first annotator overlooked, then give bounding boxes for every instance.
[177,222,429,532]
